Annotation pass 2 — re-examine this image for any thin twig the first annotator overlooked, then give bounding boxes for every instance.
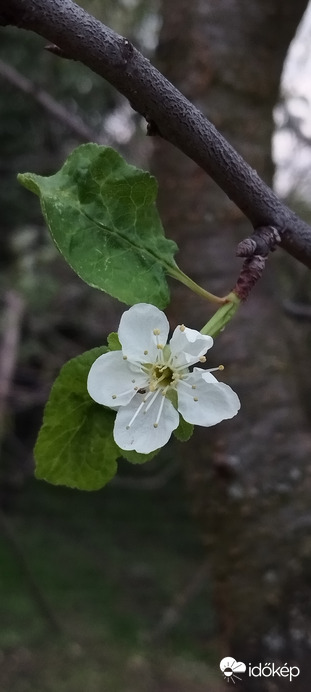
[0,509,62,634]
[146,560,210,642]
[283,299,311,320]
[0,291,62,635]
[1,0,311,267]
[0,290,24,442]
[0,57,104,144]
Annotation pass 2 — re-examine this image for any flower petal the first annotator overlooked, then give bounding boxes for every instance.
[177,367,240,426]
[114,393,179,453]
[118,303,169,365]
[87,351,147,407]
[169,326,213,368]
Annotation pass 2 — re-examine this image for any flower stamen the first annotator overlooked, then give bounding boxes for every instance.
[126,390,154,429]
[178,380,194,389]
[126,399,146,428]
[154,394,166,428]
[145,388,161,413]
[152,329,165,363]
[112,385,144,400]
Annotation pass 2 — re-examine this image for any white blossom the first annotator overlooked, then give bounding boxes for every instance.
[87,303,240,454]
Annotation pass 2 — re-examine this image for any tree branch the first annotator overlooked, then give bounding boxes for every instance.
[1,0,311,267]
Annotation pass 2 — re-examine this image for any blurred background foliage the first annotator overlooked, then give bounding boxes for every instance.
[1,0,311,690]
[0,2,225,690]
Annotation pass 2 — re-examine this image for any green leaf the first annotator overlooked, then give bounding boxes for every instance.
[107,331,121,351]
[34,347,119,491]
[119,448,161,465]
[173,415,194,442]
[18,144,179,308]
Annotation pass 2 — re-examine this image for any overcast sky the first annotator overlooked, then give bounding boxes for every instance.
[274,1,311,198]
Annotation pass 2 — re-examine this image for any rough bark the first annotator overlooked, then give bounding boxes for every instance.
[153,1,311,688]
[1,0,311,267]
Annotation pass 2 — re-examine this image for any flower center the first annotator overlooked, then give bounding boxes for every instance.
[150,364,174,390]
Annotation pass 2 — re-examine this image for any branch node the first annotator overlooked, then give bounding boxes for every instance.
[234,226,282,300]
[45,44,75,61]
[120,37,134,63]
[236,237,257,257]
[234,255,266,301]
[237,225,281,258]
[146,117,160,136]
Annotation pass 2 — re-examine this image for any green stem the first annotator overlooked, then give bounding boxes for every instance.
[168,266,225,304]
[201,292,240,338]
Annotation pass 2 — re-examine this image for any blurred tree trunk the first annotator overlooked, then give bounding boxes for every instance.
[152,1,311,688]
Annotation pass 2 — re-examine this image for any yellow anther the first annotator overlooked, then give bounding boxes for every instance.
[179,324,186,332]
[144,350,148,355]
[157,343,164,350]
[112,394,117,399]
[199,356,206,363]
[123,355,128,360]
[192,385,196,389]
[153,328,160,335]
[153,423,158,428]
[193,397,199,402]
[219,364,224,371]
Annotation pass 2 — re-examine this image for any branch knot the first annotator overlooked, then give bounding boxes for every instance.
[234,226,282,301]
[237,225,281,258]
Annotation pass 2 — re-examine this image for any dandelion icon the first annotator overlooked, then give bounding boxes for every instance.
[220,657,246,684]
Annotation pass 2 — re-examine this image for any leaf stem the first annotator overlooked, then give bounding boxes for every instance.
[168,266,225,304]
[200,292,240,338]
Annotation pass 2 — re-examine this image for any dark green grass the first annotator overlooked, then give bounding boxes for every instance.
[0,462,219,691]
